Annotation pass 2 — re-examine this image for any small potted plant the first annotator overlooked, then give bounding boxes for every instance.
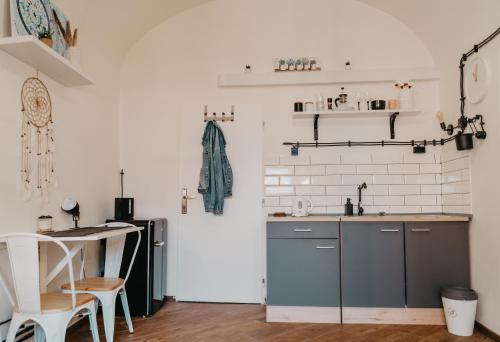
[38,30,53,48]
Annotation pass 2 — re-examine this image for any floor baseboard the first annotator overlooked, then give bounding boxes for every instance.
[476,321,500,342]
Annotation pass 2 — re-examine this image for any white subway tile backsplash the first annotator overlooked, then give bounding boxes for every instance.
[295,186,325,196]
[327,206,345,214]
[442,181,471,195]
[365,185,389,196]
[421,185,441,195]
[388,164,420,175]
[326,164,356,175]
[405,174,436,185]
[442,169,470,184]
[342,175,373,185]
[442,194,471,206]
[279,155,310,165]
[311,175,342,186]
[264,197,280,207]
[421,206,443,213]
[310,153,341,165]
[357,164,387,175]
[390,206,421,214]
[310,196,342,206]
[405,195,437,206]
[374,196,404,206]
[420,164,441,174]
[442,206,472,214]
[341,153,371,165]
[310,207,327,214]
[264,146,471,215]
[265,186,294,196]
[372,152,404,164]
[442,157,469,173]
[373,175,405,185]
[326,185,357,196]
[389,185,420,195]
[404,152,436,164]
[265,166,294,175]
[295,165,326,176]
[280,176,310,185]
[264,176,280,185]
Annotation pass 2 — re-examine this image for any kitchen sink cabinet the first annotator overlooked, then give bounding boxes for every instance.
[341,222,406,308]
[405,222,470,308]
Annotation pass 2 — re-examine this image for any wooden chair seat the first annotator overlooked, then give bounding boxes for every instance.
[62,277,125,292]
[15,293,96,314]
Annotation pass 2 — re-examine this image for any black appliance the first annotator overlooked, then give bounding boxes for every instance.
[102,218,167,317]
[114,198,134,220]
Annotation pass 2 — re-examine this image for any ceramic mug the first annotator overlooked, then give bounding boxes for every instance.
[388,99,399,110]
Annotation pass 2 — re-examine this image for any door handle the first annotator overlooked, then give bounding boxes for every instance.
[380,229,400,232]
[182,188,197,214]
[154,241,165,247]
[316,246,335,249]
[294,229,312,232]
[411,228,431,232]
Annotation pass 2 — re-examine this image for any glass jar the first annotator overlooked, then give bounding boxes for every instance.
[38,215,53,233]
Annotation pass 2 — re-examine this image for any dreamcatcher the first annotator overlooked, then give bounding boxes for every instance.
[20,76,56,199]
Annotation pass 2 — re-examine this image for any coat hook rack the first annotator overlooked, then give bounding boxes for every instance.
[204,105,235,122]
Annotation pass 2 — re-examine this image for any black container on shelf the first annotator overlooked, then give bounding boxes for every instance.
[345,198,354,216]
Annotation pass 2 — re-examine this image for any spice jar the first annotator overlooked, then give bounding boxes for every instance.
[38,215,53,233]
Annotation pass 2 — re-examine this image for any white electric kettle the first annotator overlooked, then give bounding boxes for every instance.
[292,197,313,217]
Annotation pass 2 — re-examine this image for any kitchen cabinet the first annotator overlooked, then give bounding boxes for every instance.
[266,223,340,307]
[405,222,470,308]
[341,222,405,308]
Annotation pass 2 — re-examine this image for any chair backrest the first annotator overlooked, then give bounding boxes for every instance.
[0,233,76,314]
[96,223,141,283]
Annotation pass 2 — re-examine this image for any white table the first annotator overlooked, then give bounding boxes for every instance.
[0,226,143,302]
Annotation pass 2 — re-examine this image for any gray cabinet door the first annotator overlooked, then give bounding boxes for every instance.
[342,222,405,308]
[267,239,340,307]
[405,222,470,308]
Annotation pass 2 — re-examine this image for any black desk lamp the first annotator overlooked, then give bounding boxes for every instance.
[62,198,80,228]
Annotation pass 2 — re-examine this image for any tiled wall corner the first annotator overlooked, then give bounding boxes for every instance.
[264,149,446,215]
[441,144,472,214]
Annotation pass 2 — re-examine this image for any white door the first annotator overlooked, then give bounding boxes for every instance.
[176,104,263,303]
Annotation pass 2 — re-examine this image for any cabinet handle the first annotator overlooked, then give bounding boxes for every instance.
[316,246,335,249]
[380,229,399,232]
[411,228,431,232]
[293,229,312,232]
[154,241,165,247]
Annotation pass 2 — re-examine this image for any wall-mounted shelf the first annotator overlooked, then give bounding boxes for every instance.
[292,109,421,119]
[218,67,439,88]
[0,36,93,87]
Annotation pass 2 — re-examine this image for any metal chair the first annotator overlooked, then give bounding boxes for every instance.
[61,222,141,342]
[1,233,99,342]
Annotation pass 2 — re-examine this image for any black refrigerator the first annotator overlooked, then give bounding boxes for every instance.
[103,218,167,317]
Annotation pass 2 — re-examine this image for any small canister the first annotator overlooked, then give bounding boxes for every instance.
[38,215,53,233]
[294,102,304,112]
[304,102,314,112]
[327,98,333,110]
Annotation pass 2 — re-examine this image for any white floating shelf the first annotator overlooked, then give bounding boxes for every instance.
[293,109,421,119]
[0,36,93,87]
[218,67,439,88]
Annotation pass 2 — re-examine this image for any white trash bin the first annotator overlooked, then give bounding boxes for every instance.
[441,287,478,336]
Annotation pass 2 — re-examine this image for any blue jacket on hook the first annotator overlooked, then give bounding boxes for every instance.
[198,121,233,215]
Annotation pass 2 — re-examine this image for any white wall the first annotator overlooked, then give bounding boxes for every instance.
[120,0,437,297]
[0,0,121,334]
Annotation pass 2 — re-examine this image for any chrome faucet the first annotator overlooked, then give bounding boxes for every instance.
[358,182,367,216]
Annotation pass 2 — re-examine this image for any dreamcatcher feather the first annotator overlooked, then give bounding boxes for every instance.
[20,77,56,200]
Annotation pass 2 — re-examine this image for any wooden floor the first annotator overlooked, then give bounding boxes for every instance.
[67,302,494,342]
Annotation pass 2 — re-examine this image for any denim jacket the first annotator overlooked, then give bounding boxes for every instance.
[197,121,233,215]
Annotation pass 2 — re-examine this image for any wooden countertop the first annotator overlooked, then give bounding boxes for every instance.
[267,215,471,223]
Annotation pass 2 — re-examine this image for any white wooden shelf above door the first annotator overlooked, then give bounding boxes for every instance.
[218,67,439,88]
[0,36,93,87]
[292,109,421,119]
